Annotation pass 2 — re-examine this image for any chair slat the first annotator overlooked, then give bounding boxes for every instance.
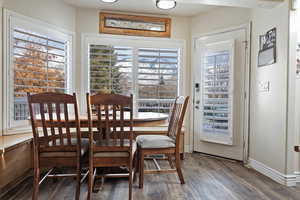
[112,105,117,140]
[40,103,49,143]
[97,104,102,140]
[104,105,110,140]
[56,103,64,144]
[47,103,56,145]
[64,103,71,146]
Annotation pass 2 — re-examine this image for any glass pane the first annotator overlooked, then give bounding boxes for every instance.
[13,28,68,121]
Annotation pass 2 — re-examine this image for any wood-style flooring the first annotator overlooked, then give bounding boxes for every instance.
[1,153,300,200]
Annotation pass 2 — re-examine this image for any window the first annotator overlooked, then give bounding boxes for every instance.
[137,48,179,113]
[89,45,133,95]
[13,28,68,120]
[4,10,73,131]
[200,40,234,145]
[87,36,182,114]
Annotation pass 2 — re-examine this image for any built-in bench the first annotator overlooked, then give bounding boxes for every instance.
[0,133,33,197]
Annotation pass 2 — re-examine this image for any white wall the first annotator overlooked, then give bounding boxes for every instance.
[249,1,289,174]
[75,8,192,149]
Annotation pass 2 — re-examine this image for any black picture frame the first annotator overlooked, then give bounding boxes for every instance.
[258,28,276,67]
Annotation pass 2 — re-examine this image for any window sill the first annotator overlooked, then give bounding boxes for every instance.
[0,133,33,154]
[3,126,32,135]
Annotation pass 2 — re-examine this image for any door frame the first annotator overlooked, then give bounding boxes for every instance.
[191,23,252,164]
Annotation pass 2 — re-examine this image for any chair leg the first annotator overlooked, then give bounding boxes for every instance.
[75,161,81,200]
[175,153,185,184]
[139,151,144,189]
[87,166,94,200]
[129,155,133,200]
[167,155,174,169]
[32,167,40,200]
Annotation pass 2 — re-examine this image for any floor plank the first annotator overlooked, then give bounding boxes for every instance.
[1,153,300,200]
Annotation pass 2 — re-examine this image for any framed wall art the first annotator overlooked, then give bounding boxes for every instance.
[258,27,277,67]
[99,12,171,38]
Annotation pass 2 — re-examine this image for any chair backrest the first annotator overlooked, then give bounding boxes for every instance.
[168,96,189,147]
[27,92,81,152]
[86,93,134,149]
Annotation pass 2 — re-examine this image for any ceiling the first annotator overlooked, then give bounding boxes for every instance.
[63,0,216,17]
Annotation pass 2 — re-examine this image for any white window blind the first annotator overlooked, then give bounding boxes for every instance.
[137,48,179,113]
[200,40,234,145]
[89,45,133,96]
[13,28,69,121]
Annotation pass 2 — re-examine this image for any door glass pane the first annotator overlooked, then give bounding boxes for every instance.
[200,41,234,145]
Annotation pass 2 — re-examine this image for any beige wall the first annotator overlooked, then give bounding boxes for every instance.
[75,8,192,149]
[191,7,251,37]
[249,1,289,174]
[2,0,76,31]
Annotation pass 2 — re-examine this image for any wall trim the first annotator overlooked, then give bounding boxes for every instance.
[295,171,300,182]
[249,158,297,186]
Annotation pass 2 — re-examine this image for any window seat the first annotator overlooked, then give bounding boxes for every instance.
[0,133,33,154]
[0,133,33,196]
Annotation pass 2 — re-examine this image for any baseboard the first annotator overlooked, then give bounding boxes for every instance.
[295,171,300,183]
[249,158,297,187]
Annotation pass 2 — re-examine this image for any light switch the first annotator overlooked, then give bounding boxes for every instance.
[258,81,270,92]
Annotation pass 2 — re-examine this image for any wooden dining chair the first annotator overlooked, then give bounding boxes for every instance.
[86,93,136,200]
[27,92,89,200]
[136,96,189,188]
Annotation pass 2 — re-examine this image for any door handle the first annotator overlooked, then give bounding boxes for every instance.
[195,106,200,109]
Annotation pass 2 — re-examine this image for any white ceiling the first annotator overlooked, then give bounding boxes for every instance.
[63,0,216,17]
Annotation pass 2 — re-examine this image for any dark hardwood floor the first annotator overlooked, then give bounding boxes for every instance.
[2,153,300,200]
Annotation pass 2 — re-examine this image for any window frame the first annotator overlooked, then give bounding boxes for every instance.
[81,33,186,114]
[2,10,75,135]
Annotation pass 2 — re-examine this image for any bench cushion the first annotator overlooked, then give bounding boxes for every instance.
[136,135,175,149]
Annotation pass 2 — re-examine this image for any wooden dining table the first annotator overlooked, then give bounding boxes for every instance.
[34,112,169,128]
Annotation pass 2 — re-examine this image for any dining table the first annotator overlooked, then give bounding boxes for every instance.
[33,111,169,128]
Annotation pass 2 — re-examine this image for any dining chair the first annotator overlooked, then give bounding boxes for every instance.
[136,96,189,188]
[27,92,89,200]
[86,93,136,200]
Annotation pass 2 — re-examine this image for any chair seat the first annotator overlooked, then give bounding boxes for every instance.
[40,138,89,158]
[136,135,175,149]
[93,139,137,158]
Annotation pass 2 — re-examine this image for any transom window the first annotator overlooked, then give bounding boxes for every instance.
[88,40,181,114]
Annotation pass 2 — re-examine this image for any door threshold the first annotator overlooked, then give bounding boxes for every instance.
[194,152,241,163]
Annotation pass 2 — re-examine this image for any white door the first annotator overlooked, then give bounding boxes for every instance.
[193,28,249,161]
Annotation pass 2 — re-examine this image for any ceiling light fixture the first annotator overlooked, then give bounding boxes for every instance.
[156,0,176,10]
[101,0,118,3]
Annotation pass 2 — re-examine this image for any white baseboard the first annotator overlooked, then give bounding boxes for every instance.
[249,158,297,187]
[295,171,300,182]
